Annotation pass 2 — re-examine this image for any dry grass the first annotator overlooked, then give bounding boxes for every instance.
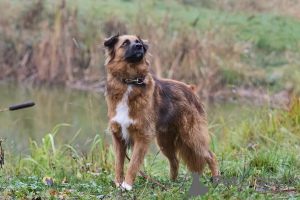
[0,0,105,84]
[0,0,299,97]
[0,0,231,92]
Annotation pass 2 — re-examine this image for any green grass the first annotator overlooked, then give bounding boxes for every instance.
[67,0,300,51]
[70,0,300,91]
[1,99,300,199]
[68,0,300,94]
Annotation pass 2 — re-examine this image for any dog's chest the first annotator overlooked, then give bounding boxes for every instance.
[111,85,136,142]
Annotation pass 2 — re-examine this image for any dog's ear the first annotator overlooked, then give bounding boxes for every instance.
[137,36,149,52]
[104,34,119,64]
[142,40,149,52]
[104,34,119,49]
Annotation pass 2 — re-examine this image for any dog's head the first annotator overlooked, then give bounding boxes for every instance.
[104,34,149,78]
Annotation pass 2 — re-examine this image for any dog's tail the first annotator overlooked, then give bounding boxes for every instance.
[176,134,218,176]
[177,138,207,174]
[189,84,196,93]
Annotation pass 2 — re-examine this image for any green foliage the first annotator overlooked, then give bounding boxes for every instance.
[1,98,300,198]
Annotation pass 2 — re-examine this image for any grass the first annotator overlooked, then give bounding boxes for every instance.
[1,98,300,199]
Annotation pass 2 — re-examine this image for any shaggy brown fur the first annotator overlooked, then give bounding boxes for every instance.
[104,34,218,190]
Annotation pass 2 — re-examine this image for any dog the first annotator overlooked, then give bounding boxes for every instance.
[104,34,218,190]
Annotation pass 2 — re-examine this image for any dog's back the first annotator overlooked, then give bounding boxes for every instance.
[154,77,205,127]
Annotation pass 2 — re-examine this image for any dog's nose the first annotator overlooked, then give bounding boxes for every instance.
[134,43,143,50]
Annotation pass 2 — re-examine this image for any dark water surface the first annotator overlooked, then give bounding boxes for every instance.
[0,82,257,154]
[0,82,108,154]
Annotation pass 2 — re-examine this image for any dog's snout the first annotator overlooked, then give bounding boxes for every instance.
[124,39,144,62]
[134,43,143,50]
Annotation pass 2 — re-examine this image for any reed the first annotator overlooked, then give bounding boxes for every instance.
[0,0,299,96]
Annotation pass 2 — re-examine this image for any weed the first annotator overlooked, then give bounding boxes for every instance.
[1,98,300,198]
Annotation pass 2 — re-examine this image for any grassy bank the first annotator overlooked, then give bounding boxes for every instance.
[0,0,300,98]
[1,99,300,199]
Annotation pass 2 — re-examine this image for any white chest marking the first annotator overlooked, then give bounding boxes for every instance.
[111,85,135,142]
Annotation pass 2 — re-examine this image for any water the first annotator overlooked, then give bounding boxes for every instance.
[0,82,257,154]
[0,82,109,154]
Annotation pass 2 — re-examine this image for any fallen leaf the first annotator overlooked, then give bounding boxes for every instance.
[97,195,105,199]
[62,176,66,183]
[279,189,299,193]
[66,189,74,194]
[50,190,58,195]
[43,177,55,186]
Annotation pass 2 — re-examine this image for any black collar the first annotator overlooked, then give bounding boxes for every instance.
[123,76,146,87]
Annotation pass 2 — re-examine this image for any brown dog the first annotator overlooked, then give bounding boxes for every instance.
[104,34,218,190]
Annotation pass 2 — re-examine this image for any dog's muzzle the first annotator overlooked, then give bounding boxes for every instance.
[125,43,144,63]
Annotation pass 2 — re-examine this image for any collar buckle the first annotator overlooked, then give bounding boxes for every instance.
[136,77,144,84]
[123,76,146,87]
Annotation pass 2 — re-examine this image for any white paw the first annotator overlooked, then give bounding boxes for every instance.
[121,182,132,190]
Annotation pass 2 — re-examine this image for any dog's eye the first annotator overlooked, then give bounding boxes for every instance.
[121,40,130,47]
[135,40,140,43]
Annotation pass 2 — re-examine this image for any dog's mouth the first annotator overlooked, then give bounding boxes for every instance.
[135,52,142,57]
[125,51,144,63]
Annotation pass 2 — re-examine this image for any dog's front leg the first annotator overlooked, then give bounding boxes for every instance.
[123,138,151,190]
[111,124,126,186]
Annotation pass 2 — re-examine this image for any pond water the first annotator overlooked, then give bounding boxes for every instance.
[0,82,257,154]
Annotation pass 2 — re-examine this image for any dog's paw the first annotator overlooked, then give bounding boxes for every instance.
[121,182,132,190]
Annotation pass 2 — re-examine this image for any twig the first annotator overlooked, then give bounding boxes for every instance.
[72,38,79,48]
[125,153,167,189]
[149,148,161,171]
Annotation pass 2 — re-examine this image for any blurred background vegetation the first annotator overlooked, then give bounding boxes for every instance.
[0,0,299,101]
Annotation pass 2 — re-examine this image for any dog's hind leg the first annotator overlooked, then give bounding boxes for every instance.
[205,150,219,176]
[156,134,179,180]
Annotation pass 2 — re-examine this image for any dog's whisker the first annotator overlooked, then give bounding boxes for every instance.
[147,52,153,57]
